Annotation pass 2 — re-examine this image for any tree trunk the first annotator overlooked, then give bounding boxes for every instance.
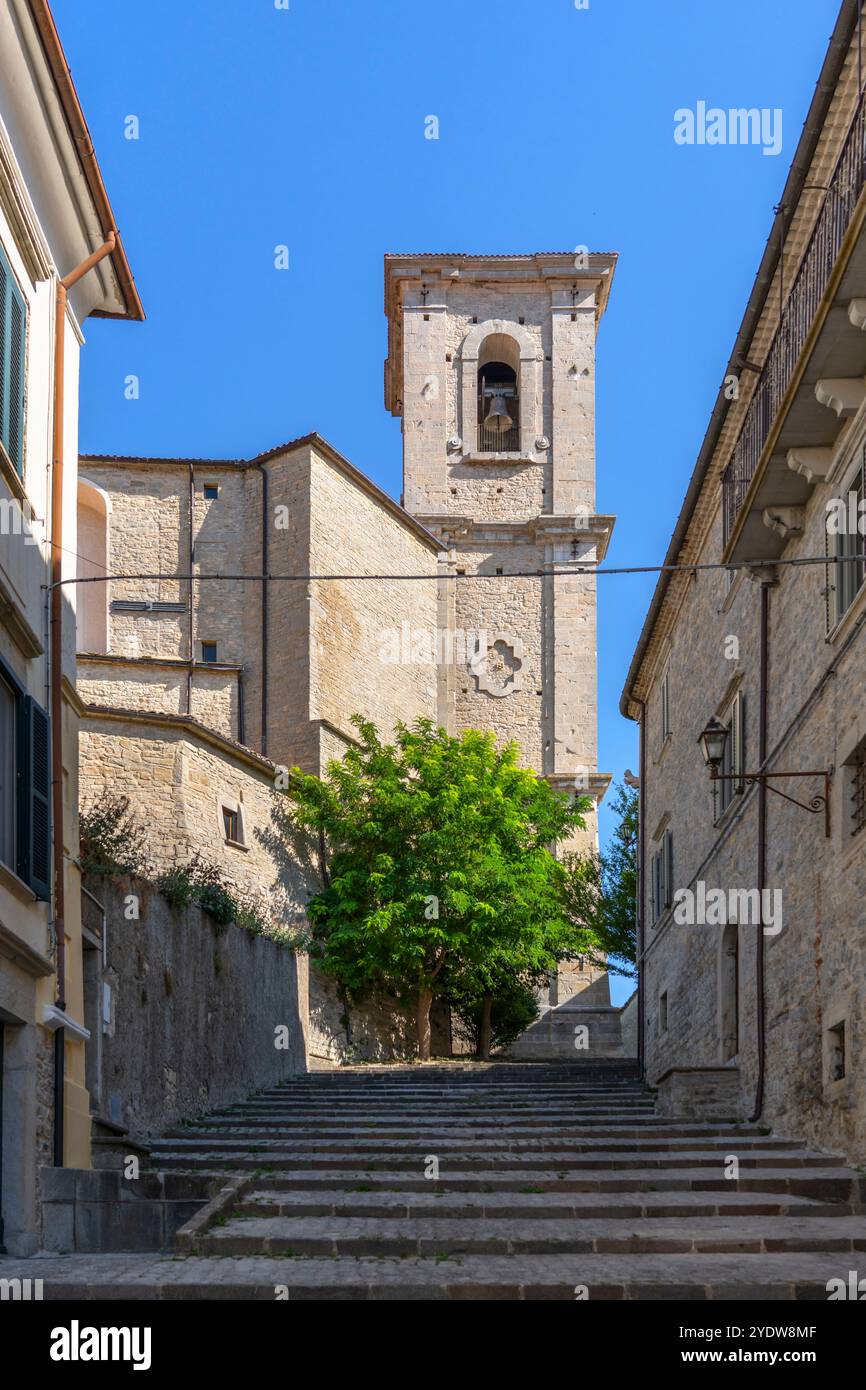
[477,992,493,1061]
[417,987,433,1061]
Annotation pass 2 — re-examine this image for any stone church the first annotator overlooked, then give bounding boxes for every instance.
[75,252,623,1061]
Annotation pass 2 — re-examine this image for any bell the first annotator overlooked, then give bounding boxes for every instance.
[483,395,513,434]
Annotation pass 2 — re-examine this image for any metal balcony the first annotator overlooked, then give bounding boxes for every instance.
[722,87,866,548]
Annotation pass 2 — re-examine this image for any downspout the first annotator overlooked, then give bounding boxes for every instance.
[749,577,772,1123]
[258,464,269,757]
[635,698,647,1080]
[50,231,116,1165]
[187,462,195,714]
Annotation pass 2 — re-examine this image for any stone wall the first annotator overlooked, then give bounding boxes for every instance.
[80,873,306,1142]
[636,457,866,1161]
[79,714,312,929]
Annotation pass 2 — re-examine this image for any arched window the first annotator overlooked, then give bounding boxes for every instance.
[477,333,521,452]
[77,479,110,654]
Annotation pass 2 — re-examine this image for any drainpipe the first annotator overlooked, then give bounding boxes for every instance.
[635,698,647,1080]
[258,464,269,757]
[749,577,773,1123]
[187,462,195,714]
[50,232,117,1165]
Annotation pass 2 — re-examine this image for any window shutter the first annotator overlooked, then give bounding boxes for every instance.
[0,251,26,476]
[8,288,25,475]
[18,696,51,899]
[732,691,745,793]
[0,255,7,456]
[824,524,835,637]
[651,852,660,923]
[667,669,675,745]
[663,829,674,909]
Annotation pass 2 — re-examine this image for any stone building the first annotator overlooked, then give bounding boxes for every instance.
[384,253,618,1030]
[621,0,866,1160]
[76,436,443,1061]
[0,0,142,1253]
[77,254,620,1062]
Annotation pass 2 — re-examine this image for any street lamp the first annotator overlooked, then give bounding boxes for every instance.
[697,717,832,837]
[698,717,729,772]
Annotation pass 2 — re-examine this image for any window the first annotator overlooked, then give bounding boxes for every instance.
[660,664,672,744]
[659,991,669,1034]
[201,642,218,663]
[828,1021,845,1082]
[477,361,520,452]
[846,737,866,839]
[827,447,866,629]
[714,690,745,821]
[0,658,50,897]
[203,484,220,500]
[0,245,27,476]
[222,806,240,843]
[651,828,673,923]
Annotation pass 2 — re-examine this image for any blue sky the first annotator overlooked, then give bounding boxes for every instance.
[57,0,838,989]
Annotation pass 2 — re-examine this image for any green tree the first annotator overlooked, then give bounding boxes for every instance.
[562,782,638,977]
[283,717,591,1059]
[449,977,540,1057]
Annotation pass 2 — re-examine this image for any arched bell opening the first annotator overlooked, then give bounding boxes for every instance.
[477,359,520,452]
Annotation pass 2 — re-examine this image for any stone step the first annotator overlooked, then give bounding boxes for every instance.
[230,1185,857,1221]
[175,1118,760,1139]
[162,1126,803,1152]
[6,1250,857,1299]
[147,1162,865,1200]
[226,1099,658,1112]
[149,1143,842,1172]
[188,1213,866,1258]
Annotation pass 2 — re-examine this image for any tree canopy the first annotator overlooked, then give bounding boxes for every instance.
[283,717,596,1058]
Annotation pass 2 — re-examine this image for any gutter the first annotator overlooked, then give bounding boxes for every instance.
[619,0,858,721]
[25,0,144,322]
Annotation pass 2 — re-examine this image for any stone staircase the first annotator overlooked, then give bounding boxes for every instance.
[132,1061,866,1299]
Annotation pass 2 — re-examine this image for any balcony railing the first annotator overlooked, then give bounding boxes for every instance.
[722,86,866,545]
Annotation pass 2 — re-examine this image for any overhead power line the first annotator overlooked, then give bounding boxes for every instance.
[46,552,866,590]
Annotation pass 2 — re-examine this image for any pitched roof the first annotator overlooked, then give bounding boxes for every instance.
[26,0,143,320]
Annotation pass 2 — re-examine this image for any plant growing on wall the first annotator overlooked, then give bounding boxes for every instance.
[283,717,594,1060]
[562,781,638,977]
[79,794,152,878]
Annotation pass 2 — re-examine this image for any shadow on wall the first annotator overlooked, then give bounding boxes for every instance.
[81,873,307,1147]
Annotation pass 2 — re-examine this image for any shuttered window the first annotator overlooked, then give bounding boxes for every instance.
[0,657,50,898]
[0,674,15,869]
[0,246,27,477]
[829,449,866,630]
[660,665,672,744]
[714,690,745,821]
[650,829,674,924]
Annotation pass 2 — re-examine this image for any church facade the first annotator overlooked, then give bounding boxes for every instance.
[75,254,618,1060]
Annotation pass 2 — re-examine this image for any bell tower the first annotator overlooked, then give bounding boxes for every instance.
[384,252,617,1018]
[385,249,615,845]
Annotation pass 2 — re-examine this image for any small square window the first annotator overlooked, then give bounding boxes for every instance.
[222,806,240,843]
[201,642,218,663]
[203,484,220,500]
[828,1021,846,1082]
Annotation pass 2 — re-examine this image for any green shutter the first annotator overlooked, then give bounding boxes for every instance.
[0,255,7,456]
[18,696,51,899]
[0,246,26,476]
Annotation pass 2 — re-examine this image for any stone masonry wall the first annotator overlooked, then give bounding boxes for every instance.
[83,873,306,1141]
[308,445,440,767]
[640,453,866,1161]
